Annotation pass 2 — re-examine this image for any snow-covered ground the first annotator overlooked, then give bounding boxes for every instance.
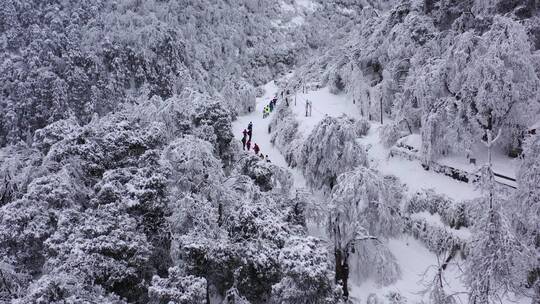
[291,87,483,201]
[232,81,306,188]
[232,80,524,304]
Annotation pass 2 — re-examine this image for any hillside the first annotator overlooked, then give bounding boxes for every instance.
[0,1,538,303]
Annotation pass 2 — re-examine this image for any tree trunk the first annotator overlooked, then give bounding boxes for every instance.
[334,248,349,299]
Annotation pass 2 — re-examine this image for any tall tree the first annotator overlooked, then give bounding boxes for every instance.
[327,168,403,299]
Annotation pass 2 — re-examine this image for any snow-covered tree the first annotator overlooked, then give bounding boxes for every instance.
[327,167,403,298]
[270,236,342,304]
[465,132,530,303]
[234,154,293,193]
[14,274,126,304]
[148,267,207,304]
[513,134,540,300]
[160,135,224,194]
[298,115,370,193]
[465,192,530,304]
[445,16,540,153]
[221,79,257,117]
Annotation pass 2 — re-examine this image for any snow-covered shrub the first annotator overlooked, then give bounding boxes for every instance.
[404,217,467,256]
[385,291,407,304]
[269,103,302,167]
[148,267,207,304]
[356,118,371,136]
[235,154,292,193]
[379,122,403,148]
[298,115,370,193]
[404,190,472,229]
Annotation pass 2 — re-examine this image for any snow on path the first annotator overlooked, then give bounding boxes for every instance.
[231,82,462,304]
[231,80,527,304]
[291,87,482,201]
[232,81,306,188]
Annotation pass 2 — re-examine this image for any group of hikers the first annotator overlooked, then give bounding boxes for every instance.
[239,90,295,161]
[262,96,278,118]
[241,121,271,163]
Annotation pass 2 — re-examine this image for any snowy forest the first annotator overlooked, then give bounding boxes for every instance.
[0,0,538,303]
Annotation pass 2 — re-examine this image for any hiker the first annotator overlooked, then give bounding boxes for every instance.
[305,100,312,117]
[247,122,253,140]
[259,153,265,159]
[265,155,271,163]
[246,140,251,151]
[262,107,267,118]
[241,135,247,150]
[242,129,248,138]
[253,143,260,155]
[266,106,271,117]
[269,102,274,112]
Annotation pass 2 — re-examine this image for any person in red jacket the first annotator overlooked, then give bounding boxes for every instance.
[253,143,260,155]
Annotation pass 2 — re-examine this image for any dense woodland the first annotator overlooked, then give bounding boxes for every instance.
[0,0,538,303]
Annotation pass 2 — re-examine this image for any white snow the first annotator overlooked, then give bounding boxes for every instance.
[232,81,307,188]
[410,211,472,240]
[289,87,482,201]
[438,144,519,179]
[397,134,421,151]
[291,87,360,137]
[232,79,524,304]
[350,236,467,304]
